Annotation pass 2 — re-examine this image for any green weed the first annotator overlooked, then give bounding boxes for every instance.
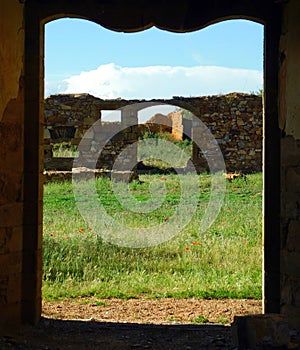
[190,314,210,324]
[43,173,262,301]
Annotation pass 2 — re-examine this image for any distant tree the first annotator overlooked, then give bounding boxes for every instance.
[175,108,193,120]
[250,89,263,96]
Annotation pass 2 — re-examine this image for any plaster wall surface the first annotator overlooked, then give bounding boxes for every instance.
[280,0,300,330]
[0,0,25,329]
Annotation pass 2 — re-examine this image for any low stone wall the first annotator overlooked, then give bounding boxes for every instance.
[188,93,262,172]
[44,93,262,173]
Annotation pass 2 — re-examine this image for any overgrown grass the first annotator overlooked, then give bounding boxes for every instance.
[138,131,193,169]
[52,142,79,158]
[43,173,262,301]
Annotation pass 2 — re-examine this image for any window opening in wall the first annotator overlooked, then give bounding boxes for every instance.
[101,110,121,123]
[137,106,193,170]
[43,18,264,325]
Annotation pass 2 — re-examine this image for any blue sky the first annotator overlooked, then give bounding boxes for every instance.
[45,18,264,100]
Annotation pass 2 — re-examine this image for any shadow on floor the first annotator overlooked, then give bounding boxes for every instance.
[0,317,233,349]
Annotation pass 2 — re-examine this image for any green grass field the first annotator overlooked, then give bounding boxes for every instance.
[42,172,262,301]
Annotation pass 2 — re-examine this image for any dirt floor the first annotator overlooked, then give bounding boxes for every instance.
[0,298,262,349]
[42,297,262,325]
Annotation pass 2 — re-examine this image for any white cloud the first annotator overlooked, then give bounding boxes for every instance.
[45,63,263,99]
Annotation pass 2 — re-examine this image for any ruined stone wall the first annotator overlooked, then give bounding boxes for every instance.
[44,94,139,170]
[189,93,262,173]
[0,0,24,329]
[44,93,262,173]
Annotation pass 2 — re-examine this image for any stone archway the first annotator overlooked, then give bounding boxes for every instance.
[21,0,282,325]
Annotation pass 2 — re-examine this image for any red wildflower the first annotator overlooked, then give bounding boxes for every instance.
[185,247,190,251]
[78,228,85,232]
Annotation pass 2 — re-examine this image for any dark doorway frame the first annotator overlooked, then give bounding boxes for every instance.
[23,0,282,323]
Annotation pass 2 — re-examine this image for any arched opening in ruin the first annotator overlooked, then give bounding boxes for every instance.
[22,0,281,328]
[41,16,262,322]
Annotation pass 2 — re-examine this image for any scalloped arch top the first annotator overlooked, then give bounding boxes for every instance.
[30,0,279,32]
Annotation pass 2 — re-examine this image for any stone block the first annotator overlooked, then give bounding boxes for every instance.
[237,118,244,126]
[60,104,72,110]
[6,273,22,304]
[71,138,82,145]
[44,157,74,171]
[281,304,300,330]
[281,275,300,308]
[0,302,21,331]
[0,252,22,274]
[0,203,22,227]
[0,171,22,203]
[281,275,293,306]
[43,128,51,139]
[286,220,300,252]
[281,250,300,277]
[286,167,300,192]
[281,191,299,221]
[0,274,9,305]
[74,128,83,139]
[0,227,22,254]
[0,139,23,172]
[83,117,96,126]
[43,144,52,151]
[281,135,300,166]
[232,314,290,349]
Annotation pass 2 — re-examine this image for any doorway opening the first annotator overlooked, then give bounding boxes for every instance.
[42,17,264,326]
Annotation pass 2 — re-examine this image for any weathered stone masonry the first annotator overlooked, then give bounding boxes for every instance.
[44,92,262,173]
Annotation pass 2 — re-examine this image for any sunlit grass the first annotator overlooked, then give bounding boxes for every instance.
[43,173,262,301]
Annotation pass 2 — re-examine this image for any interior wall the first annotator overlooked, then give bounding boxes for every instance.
[279,0,300,330]
[0,0,25,329]
[22,0,44,324]
[0,0,290,330]
[37,0,280,323]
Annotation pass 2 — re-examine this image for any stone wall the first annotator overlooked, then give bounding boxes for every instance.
[279,0,300,329]
[0,0,25,329]
[188,93,262,173]
[44,93,262,173]
[44,94,138,170]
